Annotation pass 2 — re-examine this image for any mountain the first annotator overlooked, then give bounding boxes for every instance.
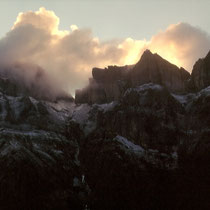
[75,50,190,104]
[72,82,210,210]
[0,50,210,210]
[189,50,210,90]
[75,65,132,104]
[130,50,190,92]
[0,63,74,101]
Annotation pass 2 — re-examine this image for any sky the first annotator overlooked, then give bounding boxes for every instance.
[0,0,210,40]
[0,0,209,97]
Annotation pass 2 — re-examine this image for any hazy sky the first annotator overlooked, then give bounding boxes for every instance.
[0,0,210,40]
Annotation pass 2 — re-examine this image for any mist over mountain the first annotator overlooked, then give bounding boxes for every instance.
[0,47,210,210]
[0,62,73,101]
[0,7,210,99]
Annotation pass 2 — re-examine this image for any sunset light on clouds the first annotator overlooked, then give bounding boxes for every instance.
[0,7,210,95]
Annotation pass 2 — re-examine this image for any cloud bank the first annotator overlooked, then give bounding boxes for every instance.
[0,7,210,98]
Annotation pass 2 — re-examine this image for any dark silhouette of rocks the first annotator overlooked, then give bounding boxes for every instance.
[72,82,210,210]
[75,65,132,104]
[130,50,190,92]
[75,50,190,104]
[189,50,210,91]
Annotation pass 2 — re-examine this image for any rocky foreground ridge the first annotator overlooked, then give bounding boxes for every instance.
[0,50,210,210]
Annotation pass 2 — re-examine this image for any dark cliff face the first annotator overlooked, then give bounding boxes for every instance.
[92,65,132,83]
[190,51,210,91]
[71,83,210,210]
[75,65,132,104]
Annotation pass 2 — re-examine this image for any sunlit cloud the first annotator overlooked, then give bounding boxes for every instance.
[0,7,209,99]
[117,22,210,69]
[148,22,210,69]
[118,38,148,65]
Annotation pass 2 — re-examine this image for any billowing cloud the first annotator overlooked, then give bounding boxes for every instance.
[13,7,60,35]
[0,7,209,99]
[149,22,210,70]
[0,8,126,98]
[119,22,210,70]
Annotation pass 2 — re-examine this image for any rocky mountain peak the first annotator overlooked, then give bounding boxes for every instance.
[130,49,190,93]
[135,49,173,68]
[190,50,210,91]
[140,49,153,57]
[76,50,191,104]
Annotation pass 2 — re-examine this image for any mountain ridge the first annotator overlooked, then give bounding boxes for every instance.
[75,49,194,104]
[0,49,210,209]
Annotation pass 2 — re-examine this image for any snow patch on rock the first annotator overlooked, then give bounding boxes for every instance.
[71,104,96,136]
[199,85,210,96]
[114,135,145,152]
[124,83,163,96]
[172,93,196,105]
[94,101,118,113]
[71,104,91,125]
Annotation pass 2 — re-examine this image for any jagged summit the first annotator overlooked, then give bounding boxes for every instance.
[130,49,190,93]
[75,50,190,104]
[134,49,177,67]
[137,49,178,67]
[138,49,154,58]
